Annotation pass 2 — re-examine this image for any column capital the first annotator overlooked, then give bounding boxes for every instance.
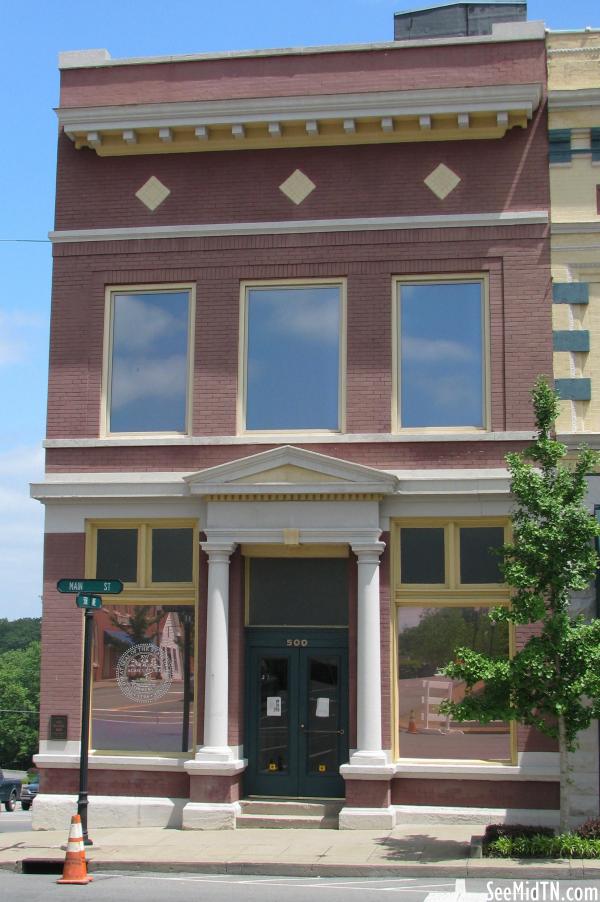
[201,542,237,561]
[352,542,385,563]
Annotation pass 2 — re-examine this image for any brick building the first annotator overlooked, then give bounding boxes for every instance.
[31,14,559,830]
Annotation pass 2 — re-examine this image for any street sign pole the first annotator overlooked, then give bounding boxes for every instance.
[56,576,121,846]
[78,608,94,847]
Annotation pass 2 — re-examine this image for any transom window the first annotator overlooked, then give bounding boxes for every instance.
[395,277,487,430]
[104,285,193,435]
[88,521,197,595]
[393,518,512,763]
[240,281,344,432]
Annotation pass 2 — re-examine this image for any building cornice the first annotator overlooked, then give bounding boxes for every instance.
[57,24,545,70]
[548,88,600,110]
[58,83,542,155]
[49,211,548,245]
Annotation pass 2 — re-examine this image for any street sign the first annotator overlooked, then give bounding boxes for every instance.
[57,579,123,595]
[76,594,103,611]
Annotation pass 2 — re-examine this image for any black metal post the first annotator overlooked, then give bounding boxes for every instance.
[77,608,94,846]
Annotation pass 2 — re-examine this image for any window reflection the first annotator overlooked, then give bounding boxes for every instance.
[109,290,190,433]
[245,285,341,431]
[92,604,194,753]
[397,606,509,760]
[399,281,484,428]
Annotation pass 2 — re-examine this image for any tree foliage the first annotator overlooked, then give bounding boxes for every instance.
[0,618,41,655]
[0,641,40,769]
[440,377,600,748]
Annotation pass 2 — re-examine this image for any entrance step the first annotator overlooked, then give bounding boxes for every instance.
[237,799,343,829]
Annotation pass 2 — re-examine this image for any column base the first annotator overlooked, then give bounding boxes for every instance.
[182,801,241,830]
[339,806,396,830]
[186,748,246,775]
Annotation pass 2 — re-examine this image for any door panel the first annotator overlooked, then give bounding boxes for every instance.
[245,630,348,798]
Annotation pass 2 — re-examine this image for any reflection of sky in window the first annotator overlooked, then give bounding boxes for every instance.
[246,286,340,430]
[110,292,189,433]
[399,282,483,428]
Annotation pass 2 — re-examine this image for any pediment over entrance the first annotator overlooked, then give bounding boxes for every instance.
[184,446,398,497]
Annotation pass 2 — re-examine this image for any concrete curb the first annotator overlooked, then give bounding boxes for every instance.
[1,857,599,878]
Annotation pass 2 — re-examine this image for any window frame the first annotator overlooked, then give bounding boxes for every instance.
[237,278,347,436]
[86,519,199,601]
[101,283,196,438]
[391,274,490,434]
[86,519,199,757]
[391,517,516,764]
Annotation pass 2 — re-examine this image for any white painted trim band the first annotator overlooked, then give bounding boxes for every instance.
[42,430,536,448]
[49,211,549,244]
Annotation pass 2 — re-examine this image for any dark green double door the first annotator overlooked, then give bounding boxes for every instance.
[245,629,348,798]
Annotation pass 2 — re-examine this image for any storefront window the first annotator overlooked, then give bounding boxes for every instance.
[394,518,512,762]
[92,604,195,753]
[397,606,510,760]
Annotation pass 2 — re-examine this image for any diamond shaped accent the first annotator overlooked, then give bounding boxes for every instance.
[424,163,461,200]
[135,176,171,211]
[279,169,316,205]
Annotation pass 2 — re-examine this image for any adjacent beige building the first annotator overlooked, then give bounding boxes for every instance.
[549,29,600,438]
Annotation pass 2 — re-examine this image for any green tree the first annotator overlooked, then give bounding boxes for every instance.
[0,618,41,655]
[0,641,40,769]
[440,378,600,832]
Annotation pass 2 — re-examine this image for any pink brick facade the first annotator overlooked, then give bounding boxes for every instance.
[35,27,559,828]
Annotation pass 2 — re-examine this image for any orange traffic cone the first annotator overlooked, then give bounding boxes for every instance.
[408,709,418,734]
[57,814,92,885]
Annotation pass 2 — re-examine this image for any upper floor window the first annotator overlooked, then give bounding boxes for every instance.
[104,286,193,434]
[240,281,345,432]
[395,277,488,431]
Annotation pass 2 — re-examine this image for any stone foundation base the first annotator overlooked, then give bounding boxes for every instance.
[182,801,241,830]
[32,794,187,830]
[339,806,396,829]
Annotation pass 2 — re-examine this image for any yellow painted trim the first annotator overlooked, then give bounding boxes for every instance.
[73,114,527,157]
[86,518,199,597]
[101,283,196,439]
[204,492,384,502]
[237,278,347,436]
[241,544,349,558]
[391,274,490,433]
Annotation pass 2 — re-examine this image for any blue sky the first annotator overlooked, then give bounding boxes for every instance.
[1,0,599,620]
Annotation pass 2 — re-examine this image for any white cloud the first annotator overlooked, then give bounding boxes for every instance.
[111,354,188,410]
[257,294,340,346]
[402,336,477,364]
[0,445,44,619]
[114,295,187,353]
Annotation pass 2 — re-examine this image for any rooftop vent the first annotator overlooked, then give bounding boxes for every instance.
[394,2,527,40]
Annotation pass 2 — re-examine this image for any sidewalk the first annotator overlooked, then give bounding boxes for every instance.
[0,824,599,878]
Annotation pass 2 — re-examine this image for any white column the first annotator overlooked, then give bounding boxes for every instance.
[196,542,237,763]
[351,543,388,766]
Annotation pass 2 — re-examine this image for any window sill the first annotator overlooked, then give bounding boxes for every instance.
[33,752,189,771]
[44,430,535,448]
[394,759,558,781]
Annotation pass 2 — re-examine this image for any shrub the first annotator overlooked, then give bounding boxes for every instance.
[484,824,554,844]
[577,818,600,840]
[484,833,600,859]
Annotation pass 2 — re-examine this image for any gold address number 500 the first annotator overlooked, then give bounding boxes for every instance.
[286,639,308,647]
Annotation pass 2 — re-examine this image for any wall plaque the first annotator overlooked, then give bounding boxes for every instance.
[49,714,68,741]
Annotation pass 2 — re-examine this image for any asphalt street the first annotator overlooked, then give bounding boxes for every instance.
[0,808,32,833]
[0,872,459,901]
